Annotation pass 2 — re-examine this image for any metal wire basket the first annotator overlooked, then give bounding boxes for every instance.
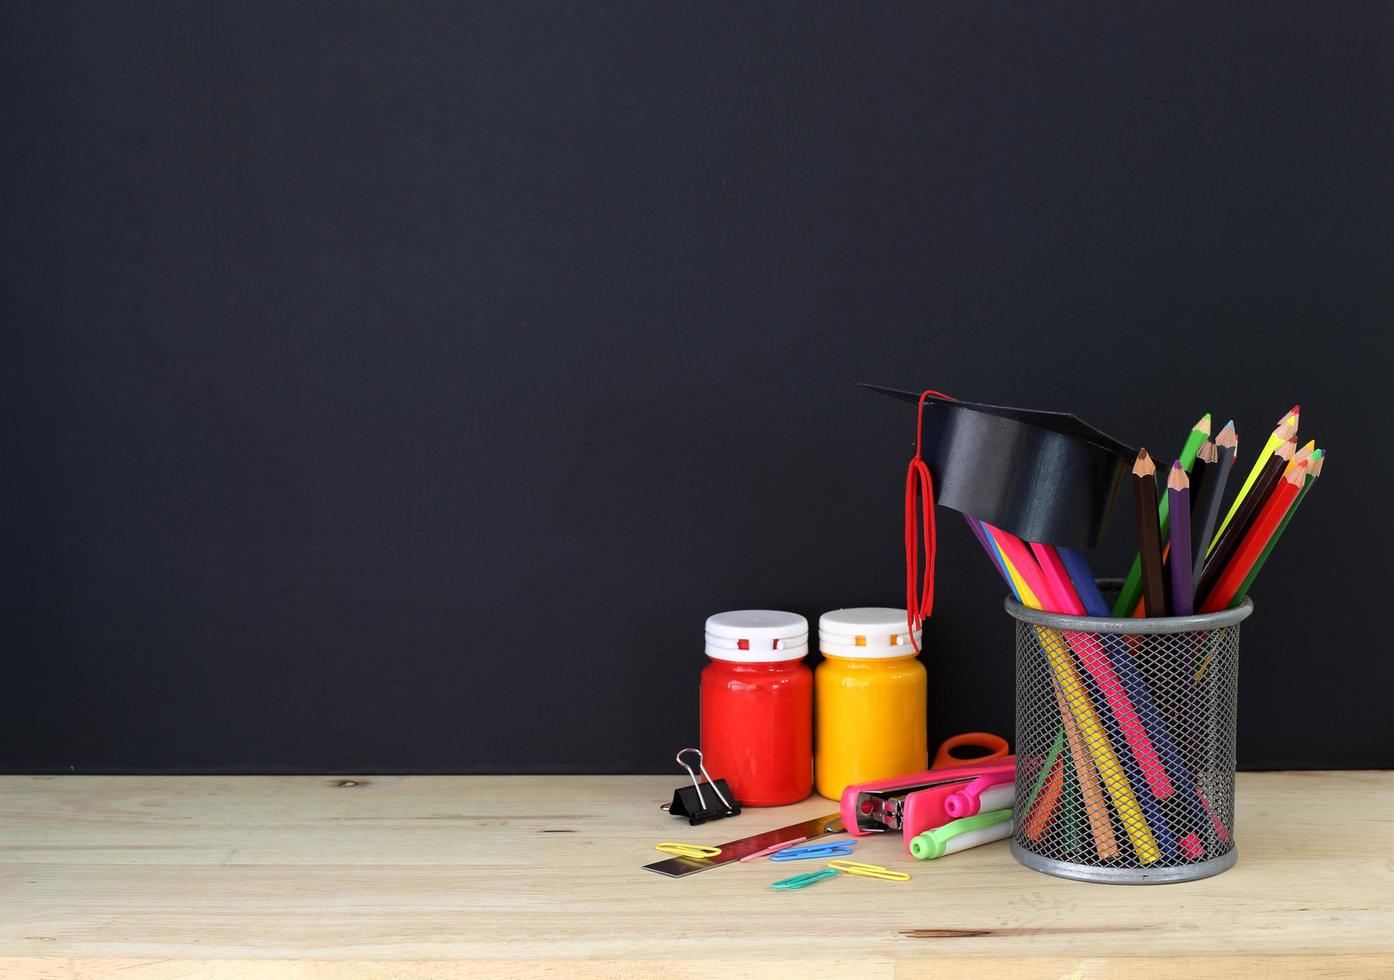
[1008,581,1252,884]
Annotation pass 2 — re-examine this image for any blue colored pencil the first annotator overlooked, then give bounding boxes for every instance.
[1057,547,1110,616]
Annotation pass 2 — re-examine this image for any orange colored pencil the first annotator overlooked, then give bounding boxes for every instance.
[1023,753,1065,841]
[1199,461,1309,612]
[1052,679,1118,859]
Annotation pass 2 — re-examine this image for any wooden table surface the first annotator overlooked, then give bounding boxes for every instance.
[0,771,1390,978]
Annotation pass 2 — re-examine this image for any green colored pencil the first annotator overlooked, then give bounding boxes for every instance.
[1231,449,1323,603]
[1024,729,1066,813]
[1113,413,1211,616]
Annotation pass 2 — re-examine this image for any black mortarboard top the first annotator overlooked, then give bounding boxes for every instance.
[865,384,1137,550]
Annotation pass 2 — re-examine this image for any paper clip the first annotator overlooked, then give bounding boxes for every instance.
[739,837,807,862]
[769,840,855,861]
[827,859,910,882]
[771,869,839,890]
[655,842,721,859]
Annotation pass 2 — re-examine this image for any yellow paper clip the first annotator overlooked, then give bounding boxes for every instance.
[827,859,910,881]
[655,842,721,859]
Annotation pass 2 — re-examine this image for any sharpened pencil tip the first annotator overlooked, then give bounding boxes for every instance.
[1216,421,1238,449]
[1167,461,1189,490]
[1195,413,1212,434]
[1133,448,1156,476]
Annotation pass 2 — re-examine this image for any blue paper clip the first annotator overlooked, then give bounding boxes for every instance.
[771,868,839,890]
[769,840,855,861]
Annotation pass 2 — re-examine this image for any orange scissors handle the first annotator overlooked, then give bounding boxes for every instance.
[932,732,1010,770]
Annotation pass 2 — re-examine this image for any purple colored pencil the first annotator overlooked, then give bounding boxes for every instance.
[1166,462,1194,616]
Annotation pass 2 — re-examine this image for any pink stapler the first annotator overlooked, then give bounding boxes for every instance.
[840,732,1016,853]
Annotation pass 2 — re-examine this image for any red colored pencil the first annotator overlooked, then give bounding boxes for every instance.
[1199,461,1309,612]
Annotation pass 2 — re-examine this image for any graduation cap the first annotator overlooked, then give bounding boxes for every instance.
[866,385,1136,550]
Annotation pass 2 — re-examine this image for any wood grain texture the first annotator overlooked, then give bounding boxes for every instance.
[0,772,1390,978]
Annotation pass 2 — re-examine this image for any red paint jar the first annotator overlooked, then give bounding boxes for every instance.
[701,610,812,807]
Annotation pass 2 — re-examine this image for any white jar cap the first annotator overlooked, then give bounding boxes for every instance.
[819,607,921,659]
[705,610,809,663]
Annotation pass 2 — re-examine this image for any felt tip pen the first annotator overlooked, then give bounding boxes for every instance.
[909,809,1013,860]
[943,773,1015,820]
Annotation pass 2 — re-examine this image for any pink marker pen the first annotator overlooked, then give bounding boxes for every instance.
[943,772,1016,820]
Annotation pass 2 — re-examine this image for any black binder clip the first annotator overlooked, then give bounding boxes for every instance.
[661,748,742,826]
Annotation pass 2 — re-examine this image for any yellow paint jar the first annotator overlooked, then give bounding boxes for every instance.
[814,608,926,800]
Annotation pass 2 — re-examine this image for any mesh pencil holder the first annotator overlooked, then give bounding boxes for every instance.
[1008,582,1252,884]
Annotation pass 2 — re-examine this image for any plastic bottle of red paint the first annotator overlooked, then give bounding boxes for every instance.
[700,610,812,807]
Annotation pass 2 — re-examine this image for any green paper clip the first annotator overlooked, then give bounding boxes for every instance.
[771,868,838,890]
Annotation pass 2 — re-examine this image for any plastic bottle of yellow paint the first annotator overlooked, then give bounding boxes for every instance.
[814,608,927,800]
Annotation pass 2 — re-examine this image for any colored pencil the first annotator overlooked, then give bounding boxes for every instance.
[1131,450,1168,616]
[1166,462,1194,615]
[1030,542,1085,615]
[1060,736,1083,853]
[1191,422,1237,587]
[1194,437,1296,602]
[1196,783,1231,845]
[1161,458,1204,847]
[1188,439,1214,522]
[1052,673,1119,859]
[1022,728,1065,814]
[1113,413,1210,616]
[1211,407,1297,547]
[1288,438,1316,471]
[1200,461,1309,613]
[1231,449,1322,604]
[1023,753,1064,841]
[1057,547,1110,617]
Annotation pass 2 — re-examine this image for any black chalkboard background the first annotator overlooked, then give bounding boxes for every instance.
[3,3,1390,772]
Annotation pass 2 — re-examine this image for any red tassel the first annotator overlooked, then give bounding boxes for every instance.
[904,390,954,651]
